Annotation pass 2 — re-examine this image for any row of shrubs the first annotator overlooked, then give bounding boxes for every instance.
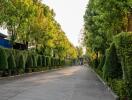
[0,47,73,76]
[90,32,132,99]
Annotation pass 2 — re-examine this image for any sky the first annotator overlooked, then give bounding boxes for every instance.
[42,0,88,46]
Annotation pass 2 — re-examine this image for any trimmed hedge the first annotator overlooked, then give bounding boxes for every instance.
[103,43,122,80]
[18,54,25,73]
[26,54,33,68]
[37,55,42,67]
[0,47,8,71]
[32,54,37,67]
[114,32,132,98]
[8,53,16,74]
[90,32,132,99]
[0,47,74,76]
[42,56,46,67]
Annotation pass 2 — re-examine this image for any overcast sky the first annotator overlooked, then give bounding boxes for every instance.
[42,0,88,46]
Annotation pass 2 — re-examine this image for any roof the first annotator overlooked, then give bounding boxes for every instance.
[0,33,7,38]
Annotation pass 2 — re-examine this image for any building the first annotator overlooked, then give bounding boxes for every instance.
[0,32,7,38]
[0,33,27,50]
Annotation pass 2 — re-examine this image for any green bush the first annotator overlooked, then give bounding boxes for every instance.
[48,57,51,67]
[114,32,132,98]
[18,54,25,70]
[32,54,37,67]
[0,47,69,76]
[0,48,8,71]
[45,56,48,67]
[37,55,42,67]
[98,55,105,70]
[92,58,99,68]
[42,56,46,67]
[103,43,122,80]
[26,54,33,68]
[51,58,54,67]
[7,53,16,71]
[110,80,127,100]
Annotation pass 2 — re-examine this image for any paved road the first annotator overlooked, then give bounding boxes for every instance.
[0,66,115,100]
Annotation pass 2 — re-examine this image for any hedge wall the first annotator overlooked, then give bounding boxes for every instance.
[0,47,8,76]
[0,47,74,76]
[91,32,132,99]
[114,32,132,98]
[103,43,122,80]
[8,53,16,75]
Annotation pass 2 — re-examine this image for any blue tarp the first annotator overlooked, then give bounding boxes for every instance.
[0,38,12,48]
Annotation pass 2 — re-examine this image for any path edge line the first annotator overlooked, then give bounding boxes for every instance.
[87,65,119,100]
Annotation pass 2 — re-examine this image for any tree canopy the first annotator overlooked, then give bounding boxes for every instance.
[0,0,77,59]
[84,0,132,55]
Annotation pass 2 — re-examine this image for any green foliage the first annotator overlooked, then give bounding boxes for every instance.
[0,48,8,70]
[76,47,83,58]
[45,57,48,66]
[114,32,132,98]
[83,0,131,66]
[98,55,105,70]
[7,53,16,70]
[26,54,33,68]
[18,54,25,70]
[92,58,99,68]
[32,55,37,67]
[109,80,127,100]
[51,58,54,67]
[0,47,74,76]
[103,43,122,80]
[37,55,42,67]
[84,0,132,99]
[47,57,51,67]
[42,56,46,67]
[0,0,77,60]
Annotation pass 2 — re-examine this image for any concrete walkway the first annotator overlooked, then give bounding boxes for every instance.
[0,66,115,100]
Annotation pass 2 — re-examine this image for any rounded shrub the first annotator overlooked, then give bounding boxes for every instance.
[8,53,16,74]
[32,54,37,67]
[98,55,105,70]
[42,56,46,67]
[0,48,8,71]
[45,56,48,67]
[26,54,33,68]
[92,58,98,68]
[114,32,132,98]
[51,57,54,67]
[16,54,25,73]
[54,58,57,66]
[37,55,42,67]
[103,43,122,80]
[48,57,51,67]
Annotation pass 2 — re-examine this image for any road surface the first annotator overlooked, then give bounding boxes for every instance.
[0,66,115,100]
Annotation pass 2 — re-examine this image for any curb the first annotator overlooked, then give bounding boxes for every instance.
[89,67,119,100]
[0,67,64,80]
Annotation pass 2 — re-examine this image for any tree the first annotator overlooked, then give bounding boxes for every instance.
[76,47,83,58]
[83,0,132,68]
[0,0,77,63]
